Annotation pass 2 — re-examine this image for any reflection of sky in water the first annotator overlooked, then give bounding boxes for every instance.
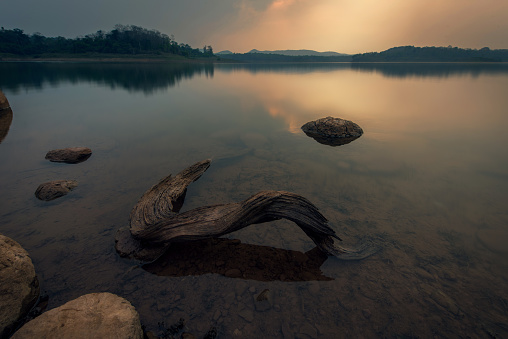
[1,62,508,337]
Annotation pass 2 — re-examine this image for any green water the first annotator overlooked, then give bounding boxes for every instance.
[1,62,508,338]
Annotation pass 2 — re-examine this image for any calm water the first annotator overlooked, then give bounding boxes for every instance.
[1,62,508,338]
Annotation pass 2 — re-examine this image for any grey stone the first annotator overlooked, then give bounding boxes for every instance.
[0,234,39,338]
[35,180,78,201]
[11,292,143,339]
[45,147,92,164]
[301,116,363,146]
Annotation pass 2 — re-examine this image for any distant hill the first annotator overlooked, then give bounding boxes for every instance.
[219,46,508,63]
[217,49,352,62]
[247,49,349,57]
[352,46,508,62]
[216,50,233,55]
[217,49,348,57]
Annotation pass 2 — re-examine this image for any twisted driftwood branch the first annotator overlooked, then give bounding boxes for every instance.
[115,159,375,262]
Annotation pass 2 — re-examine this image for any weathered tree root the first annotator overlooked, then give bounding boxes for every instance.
[115,159,376,262]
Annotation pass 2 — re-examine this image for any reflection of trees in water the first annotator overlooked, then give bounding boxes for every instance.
[217,62,508,78]
[2,62,507,94]
[217,63,351,75]
[0,62,214,95]
[350,62,508,78]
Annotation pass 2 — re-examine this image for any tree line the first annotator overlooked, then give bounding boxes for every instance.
[0,25,214,58]
[352,46,508,62]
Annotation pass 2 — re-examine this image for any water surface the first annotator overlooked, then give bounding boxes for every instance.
[1,62,508,338]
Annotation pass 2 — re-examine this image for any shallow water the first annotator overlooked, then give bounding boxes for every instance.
[1,61,508,338]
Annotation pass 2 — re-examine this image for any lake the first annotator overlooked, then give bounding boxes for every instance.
[1,61,508,338]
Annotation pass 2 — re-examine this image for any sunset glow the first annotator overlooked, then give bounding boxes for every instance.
[1,0,507,54]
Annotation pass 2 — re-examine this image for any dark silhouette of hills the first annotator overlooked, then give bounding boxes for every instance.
[247,49,349,57]
[352,45,508,62]
[218,46,508,63]
[218,51,352,62]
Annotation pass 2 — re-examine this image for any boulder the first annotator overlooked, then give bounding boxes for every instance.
[35,180,78,201]
[0,90,10,111]
[0,234,40,338]
[301,116,363,146]
[0,90,13,144]
[11,293,143,339]
[45,147,92,164]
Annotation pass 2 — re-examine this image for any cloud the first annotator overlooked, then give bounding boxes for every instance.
[1,0,507,53]
[213,0,508,53]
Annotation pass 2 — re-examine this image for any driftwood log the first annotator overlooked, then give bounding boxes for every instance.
[115,159,375,262]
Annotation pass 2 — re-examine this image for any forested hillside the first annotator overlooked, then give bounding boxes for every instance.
[0,25,214,58]
[352,46,508,62]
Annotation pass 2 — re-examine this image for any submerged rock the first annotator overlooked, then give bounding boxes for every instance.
[301,116,363,146]
[45,147,92,164]
[35,180,78,201]
[11,293,143,339]
[0,234,40,338]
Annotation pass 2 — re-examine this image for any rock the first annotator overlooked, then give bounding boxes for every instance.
[0,90,10,110]
[0,90,13,144]
[213,309,221,321]
[254,289,272,312]
[114,227,167,262]
[34,180,78,201]
[11,293,143,339]
[45,147,92,164]
[238,309,254,323]
[298,322,318,338]
[301,116,363,146]
[0,234,40,338]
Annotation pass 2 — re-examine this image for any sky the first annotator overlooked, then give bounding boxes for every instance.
[1,0,507,54]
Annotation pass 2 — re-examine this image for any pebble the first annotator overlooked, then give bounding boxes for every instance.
[238,309,254,323]
[213,309,221,321]
[254,289,272,312]
[298,322,317,338]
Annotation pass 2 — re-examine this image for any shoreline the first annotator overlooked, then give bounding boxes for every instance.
[0,53,226,63]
